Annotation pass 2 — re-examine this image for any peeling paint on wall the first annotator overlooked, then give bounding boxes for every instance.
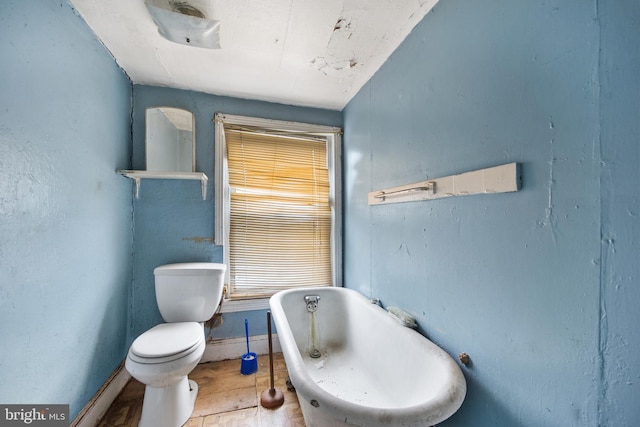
[183,236,214,244]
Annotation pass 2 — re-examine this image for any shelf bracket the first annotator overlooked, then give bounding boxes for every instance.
[201,178,207,200]
[133,177,141,199]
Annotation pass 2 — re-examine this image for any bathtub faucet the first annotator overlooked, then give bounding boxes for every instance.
[304,295,320,313]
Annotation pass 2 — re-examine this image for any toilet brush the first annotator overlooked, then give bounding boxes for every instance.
[260,311,285,409]
[240,318,258,375]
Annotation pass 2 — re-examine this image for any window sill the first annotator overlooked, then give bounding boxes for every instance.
[219,297,271,313]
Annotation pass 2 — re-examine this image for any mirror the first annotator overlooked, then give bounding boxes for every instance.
[146,107,195,172]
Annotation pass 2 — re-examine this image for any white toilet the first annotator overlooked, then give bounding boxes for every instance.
[125,262,226,427]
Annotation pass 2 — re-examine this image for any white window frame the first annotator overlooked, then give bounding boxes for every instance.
[214,113,342,312]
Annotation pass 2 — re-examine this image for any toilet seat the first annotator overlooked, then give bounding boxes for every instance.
[129,322,204,364]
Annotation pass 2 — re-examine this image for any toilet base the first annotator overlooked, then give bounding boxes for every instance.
[138,377,198,427]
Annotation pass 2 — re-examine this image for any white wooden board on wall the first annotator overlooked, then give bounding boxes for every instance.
[368,163,520,206]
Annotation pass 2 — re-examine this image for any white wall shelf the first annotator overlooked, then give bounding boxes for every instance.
[116,170,208,200]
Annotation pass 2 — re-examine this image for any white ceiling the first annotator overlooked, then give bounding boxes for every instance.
[70,0,438,110]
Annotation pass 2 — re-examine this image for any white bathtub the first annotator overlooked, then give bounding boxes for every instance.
[270,287,466,427]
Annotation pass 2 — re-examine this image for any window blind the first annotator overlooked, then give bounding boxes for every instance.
[225,128,332,298]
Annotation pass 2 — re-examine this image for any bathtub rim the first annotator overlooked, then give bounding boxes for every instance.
[270,286,466,426]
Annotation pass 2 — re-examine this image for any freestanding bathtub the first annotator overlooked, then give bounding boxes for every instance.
[270,287,466,427]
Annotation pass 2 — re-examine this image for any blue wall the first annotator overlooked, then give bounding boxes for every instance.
[2,0,638,425]
[598,0,640,424]
[128,85,343,345]
[0,2,341,418]
[0,0,132,419]
[343,0,639,426]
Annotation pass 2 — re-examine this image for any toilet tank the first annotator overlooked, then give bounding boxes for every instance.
[154,262,227,322]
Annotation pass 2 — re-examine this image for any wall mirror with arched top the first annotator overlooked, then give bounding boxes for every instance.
[146,107,195,172]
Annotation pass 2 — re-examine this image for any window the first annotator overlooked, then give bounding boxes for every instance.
[214,114,342,308]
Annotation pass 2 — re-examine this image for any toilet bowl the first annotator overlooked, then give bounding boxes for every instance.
[125,263,226,427]
[126,322,205,427]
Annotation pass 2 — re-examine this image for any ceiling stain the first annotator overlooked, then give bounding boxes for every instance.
[70,0,441,110]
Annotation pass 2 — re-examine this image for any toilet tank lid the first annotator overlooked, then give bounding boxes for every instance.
[154,262,226,275]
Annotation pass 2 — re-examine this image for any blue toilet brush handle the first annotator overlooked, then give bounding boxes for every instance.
[245,318,250,354]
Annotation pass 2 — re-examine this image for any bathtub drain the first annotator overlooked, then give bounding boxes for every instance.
[310,349,321,358]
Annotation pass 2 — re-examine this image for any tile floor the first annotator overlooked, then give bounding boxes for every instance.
[97,353,305,427]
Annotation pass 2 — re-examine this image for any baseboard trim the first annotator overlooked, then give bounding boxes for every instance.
[71,335,281,426]
[202,334,281,363]
[71,361,131,427]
